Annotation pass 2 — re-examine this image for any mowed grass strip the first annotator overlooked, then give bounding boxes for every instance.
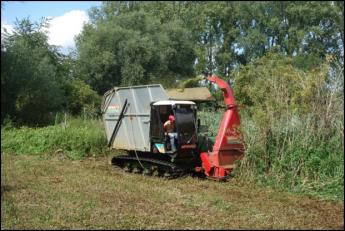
[1,153,343,230]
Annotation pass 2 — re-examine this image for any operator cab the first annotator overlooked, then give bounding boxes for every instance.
[150,100,197,154]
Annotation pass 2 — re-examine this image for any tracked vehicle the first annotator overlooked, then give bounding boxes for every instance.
[101,74,245,180]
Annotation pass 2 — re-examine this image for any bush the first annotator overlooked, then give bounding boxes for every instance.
[62,79,102,117]
[223,53,344,201]
[198,108,343,201]
[1,117,108,160]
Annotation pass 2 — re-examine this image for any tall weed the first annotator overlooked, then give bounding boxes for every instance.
[1,117,108,160]
[198,108,343,201]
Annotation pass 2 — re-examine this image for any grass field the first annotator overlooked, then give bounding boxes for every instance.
[1,152,343,230]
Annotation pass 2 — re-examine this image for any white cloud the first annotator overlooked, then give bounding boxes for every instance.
[1,10,88,51]
[47,10,89,49]
[1,22,14,35]
[1,22,14,46]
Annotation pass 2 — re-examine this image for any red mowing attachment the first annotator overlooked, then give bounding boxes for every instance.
[200,74,245,180]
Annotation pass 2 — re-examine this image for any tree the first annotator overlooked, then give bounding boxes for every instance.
[1,18,65,125]
[83,1,343,81]
[75,9,196,94]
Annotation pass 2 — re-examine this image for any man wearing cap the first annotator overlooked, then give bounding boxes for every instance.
[164,115,178,152]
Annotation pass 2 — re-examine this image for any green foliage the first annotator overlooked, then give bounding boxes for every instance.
[101,1,343,74]
[226,53,344,201]
[233,1,343,64]
[177,76,203,89]
[62,79,101,116]
[1,1,343,202]
[85,1,343,82]
[237,113,344,201]
[196,53,344,200]
[198,108,343,201]
[1,117,108,160]
[1,18,103,126]
[233,52,331,116]
[1,18,65,126]
[75,10,196,93]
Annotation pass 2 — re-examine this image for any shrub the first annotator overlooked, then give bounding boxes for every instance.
[1,117,108,160]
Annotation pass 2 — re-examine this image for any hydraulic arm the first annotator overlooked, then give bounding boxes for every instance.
[200,74,245,180]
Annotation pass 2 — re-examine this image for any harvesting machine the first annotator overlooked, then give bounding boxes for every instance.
[101,74,245,180]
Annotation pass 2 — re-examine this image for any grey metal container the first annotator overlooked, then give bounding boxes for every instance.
[101,85,169,151]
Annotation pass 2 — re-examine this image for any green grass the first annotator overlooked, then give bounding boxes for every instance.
[1,111,344,202]
[1,117,108,160]
[1,114,344,229]
[1,153,343,229]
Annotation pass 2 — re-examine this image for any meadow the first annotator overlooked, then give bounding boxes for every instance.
[1,153,343,229]
[1,112,344,229]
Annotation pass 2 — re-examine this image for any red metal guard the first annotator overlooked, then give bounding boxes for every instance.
[200,74,245,180]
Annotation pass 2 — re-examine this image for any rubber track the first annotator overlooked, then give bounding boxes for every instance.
[111,155,189,178]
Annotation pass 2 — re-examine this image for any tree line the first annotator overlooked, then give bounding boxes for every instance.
[1,1,344,126]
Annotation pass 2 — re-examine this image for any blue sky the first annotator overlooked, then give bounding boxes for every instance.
[2,1,101,24]
[1,1,102,53]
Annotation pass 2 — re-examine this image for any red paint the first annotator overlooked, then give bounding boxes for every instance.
[200,75,245,179]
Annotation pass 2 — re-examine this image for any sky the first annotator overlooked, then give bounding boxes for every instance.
[1,1,102,53]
